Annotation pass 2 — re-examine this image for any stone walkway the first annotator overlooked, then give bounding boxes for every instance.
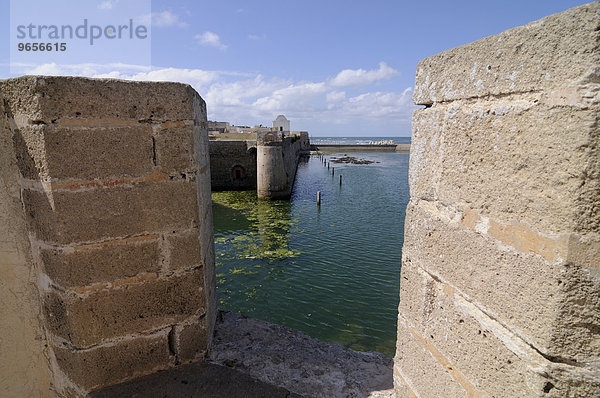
[92,311,394,397]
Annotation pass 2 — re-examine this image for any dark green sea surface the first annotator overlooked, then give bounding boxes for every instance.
[212,152,409,357]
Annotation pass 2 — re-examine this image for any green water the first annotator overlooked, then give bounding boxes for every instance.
[212,152,410,357]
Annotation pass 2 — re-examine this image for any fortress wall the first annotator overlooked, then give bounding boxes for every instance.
[396,3,599,397]
[0,76,215,396]
[257,132,305,199]
[0,82,51,397]
[208,140,257,191]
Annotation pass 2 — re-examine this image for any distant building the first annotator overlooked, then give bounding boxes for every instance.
[272,115,290,132]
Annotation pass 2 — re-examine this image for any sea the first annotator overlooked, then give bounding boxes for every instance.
[310,136,411,145]
[211,137,410,357]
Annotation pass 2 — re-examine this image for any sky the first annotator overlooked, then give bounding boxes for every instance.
[0,0,592,136]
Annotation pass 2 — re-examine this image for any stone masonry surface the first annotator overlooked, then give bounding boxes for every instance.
[396,3,599,397]
[0,76,216,396]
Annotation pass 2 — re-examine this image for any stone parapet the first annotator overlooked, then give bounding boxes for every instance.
[396,3,600,397]
[0,76,215,396]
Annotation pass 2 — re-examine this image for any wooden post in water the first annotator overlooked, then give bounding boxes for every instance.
[332,167,335,176]
[317,191,321,206]
[339,175,342,186]
[327,161,330,169]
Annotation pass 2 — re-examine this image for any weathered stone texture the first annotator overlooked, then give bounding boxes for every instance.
[44,256,204,350]
[0,76,215,395]
[167,230,203,272]
[23,181,199,244]
[53,332,171,392]
[413,2,600,105]
[397,3,600,398]
[41,235,161,289]
[172,317,209,364]
[0,86,51,397]
[209,140,257,190]
[155,122,197,175]
[0,76,203,122]
[12,124,154,181]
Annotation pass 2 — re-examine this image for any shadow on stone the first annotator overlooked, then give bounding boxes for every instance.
[90,361,301,398]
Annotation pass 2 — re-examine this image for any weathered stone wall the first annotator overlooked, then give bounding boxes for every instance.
[0,76,216,396]
[396,3,599,397]
[209,140,257,191]
[257,131,306,199]
[0,81,51,398]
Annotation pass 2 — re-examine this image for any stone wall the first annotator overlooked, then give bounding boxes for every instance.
[257,131,306,199]
[0,76,216,396]
[0,79,51,398]
[209,140,257,191]
[395,3,599,397]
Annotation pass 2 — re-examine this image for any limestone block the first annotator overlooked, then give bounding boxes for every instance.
[398,261,600,397]
[44,269,204,348]
[410,100,599,235]
[155,122,196,175]
[0,87,51,397]
[167,230,203,272]
[0,76,203,122]
[403,199,600,363]
[53,332,171,392]
[172,317,209,364]
[413,2,600,104]
[395,318,467,398]
[399,263,543,397]
[22,181,199,244]
[12,124,154,181]
[40,235,160,289]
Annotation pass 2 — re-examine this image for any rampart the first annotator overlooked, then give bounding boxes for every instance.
[257,131,308,199]
[395,3,600,397]
[209,140,257,191]
[0,76,216,396]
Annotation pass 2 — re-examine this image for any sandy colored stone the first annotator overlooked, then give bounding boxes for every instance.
[155,124,196,175]
[413,2,600,104]
[167,230,203,272]
[0,86,51,398]
[172,317,209,364]
[22,180,199,244]
[403,199,600,363]
[394,318,468,398]
[53,332,171,392]
[41,236,160,289]
[399,263,545,397]
[410,100,599,235]
[41,125,153,180]
[44,269,204,348]
[0,76,204,122]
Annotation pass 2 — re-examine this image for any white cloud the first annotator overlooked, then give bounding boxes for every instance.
[98,0,117,10]
[138,11,188,28]
[326,91,346,103]
[195,32,228,51]
[13,62,414,134]
[330,62,399,87]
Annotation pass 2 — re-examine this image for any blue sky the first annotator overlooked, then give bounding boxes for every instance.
[0,0,592,136]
